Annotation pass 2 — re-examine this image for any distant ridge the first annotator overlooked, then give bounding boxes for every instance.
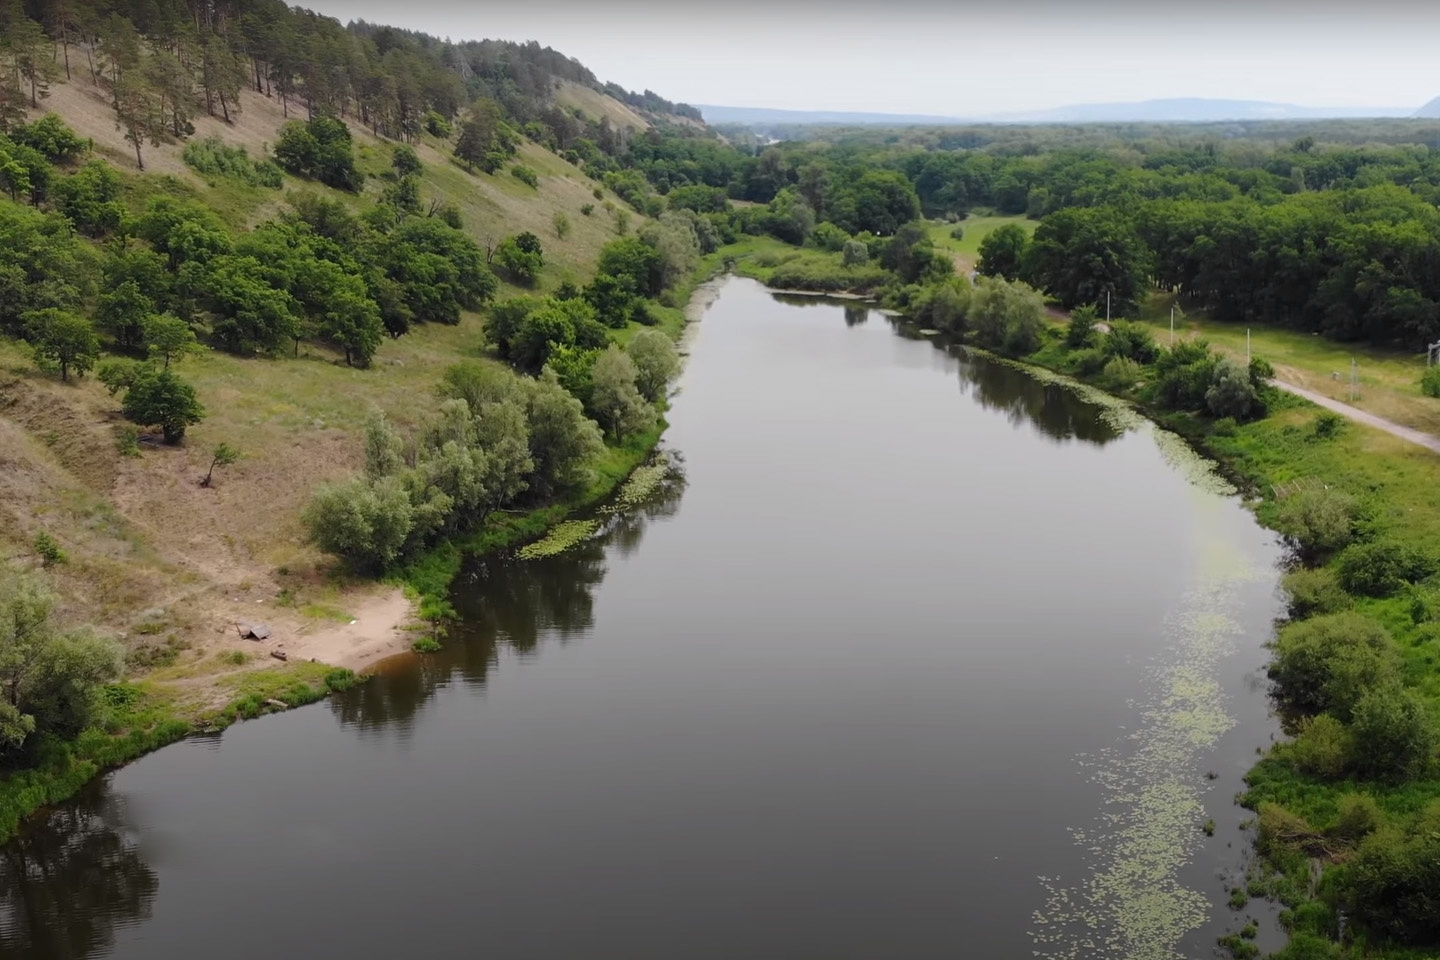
[697,104,961,125]
[1415,95,1440,118]
[701,98,1416,128]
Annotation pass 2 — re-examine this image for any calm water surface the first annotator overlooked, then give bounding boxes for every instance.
[2,278,1284,959]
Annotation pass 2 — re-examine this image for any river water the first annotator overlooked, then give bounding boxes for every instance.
[2,277,1285,960]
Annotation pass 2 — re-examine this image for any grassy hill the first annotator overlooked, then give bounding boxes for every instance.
[0,73,669,717]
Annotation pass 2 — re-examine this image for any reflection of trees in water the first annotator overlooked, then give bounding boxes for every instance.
[843,305,868,327]
[330,464,687,733]
[0,795,157,960]
[954,350,1122,446]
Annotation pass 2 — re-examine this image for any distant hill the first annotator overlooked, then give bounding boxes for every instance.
[698,105,962,126]
[702,98,1415,128]
[1415,96,1440,118]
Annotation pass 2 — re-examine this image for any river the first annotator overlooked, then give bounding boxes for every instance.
[1,277,1285,960]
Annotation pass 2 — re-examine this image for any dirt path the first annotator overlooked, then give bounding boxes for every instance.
[1272,380,1440,455]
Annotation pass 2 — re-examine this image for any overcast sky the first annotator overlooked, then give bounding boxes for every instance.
[302,0,1440,115]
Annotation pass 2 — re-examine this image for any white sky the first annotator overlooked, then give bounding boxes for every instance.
[302,1,1440,115]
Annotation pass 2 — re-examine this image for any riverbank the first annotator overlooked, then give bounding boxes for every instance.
[914,316,1440,960]
[0,272,724,847]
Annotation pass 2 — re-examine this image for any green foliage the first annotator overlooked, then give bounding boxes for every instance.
[1269,612,1398,721]
[0,573,123,758]
[1331,793,1381,841]
[977,223,1028,281]
[553,210,571,239]
[24,308,99,382]
[1422,366,1440,399]
[1023,206,1150,312]
[51,161,124,237]
[1065,304,1099,348]
[841,239,869,267]
[1310,412,1345,440]
[32,532,65,567]
[1274,487,1357,560]
[1350,684,1437,781]
[1289,714,1354,779]
[495,232,545,286]
[202,443,241,488]
[1349,805,1440,942]
[1104,321,1160,364]
[1281,567,1353,618]
[144,313,199,368]
[511,164,538,188]
[182,137,283,188]
[10,114,86,164]
[590,346,656,441]
[120,367,204,444]
[1205,357,1262,420]
[1099,356,1142,391]
[1337,540,1437,598]
[969,276,1046,355]
[273,115,362,191]
[1152,339,1219,411]
[627,329,679,402]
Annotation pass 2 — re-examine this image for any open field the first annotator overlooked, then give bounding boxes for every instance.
[1134,292,1440,437]
[926,214,1037,271]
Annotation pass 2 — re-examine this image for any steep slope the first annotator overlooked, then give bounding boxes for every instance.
[1,73,659,703]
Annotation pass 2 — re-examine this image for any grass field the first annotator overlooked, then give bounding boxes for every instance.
[925,214,1037,271]
[1133,292,1440,437]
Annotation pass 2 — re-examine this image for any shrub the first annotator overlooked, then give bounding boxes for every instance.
[182,137,283,188]
[1337,540,1436,598]
[842,239,870,267]
[1351,684,1437,781]
[511,164,538,188]
[553,211,571,239]
[581,203,595,216]
[1104,321,1159,363]
[1282,567,1352,618]
[1099,356,1142,391]
[1422,366,1440,398]
[1269,612,1398,720]
[121,367,205,444]
[1066,304,1099,348]
[1153,340,1219,410]
[949,225,964,241]
[1289,714,1353,778]
[1274,487,1357,560]
[1211,417,1238,437]
[1067,347,1108,378]
[1311,412,1344,440]
[1206,358,1261,420]
[1331,793,1381,841]
[1349,805,1440,942]
[33,532,65,567]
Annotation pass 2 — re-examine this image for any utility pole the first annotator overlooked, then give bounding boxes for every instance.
[1351,357,1359,402]
[1170,305,1175,345]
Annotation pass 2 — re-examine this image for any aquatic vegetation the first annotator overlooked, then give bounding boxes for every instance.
[608,452,671,510]
[516,519,599,560]
[1033,503,1262,960]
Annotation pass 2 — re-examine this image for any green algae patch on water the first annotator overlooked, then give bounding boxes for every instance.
[608,452,671,511]
[1032,497,1263,960]
[516,520,599,560]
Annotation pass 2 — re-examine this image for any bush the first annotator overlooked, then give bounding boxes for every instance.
[182,137,283,188]
[1206,358,1261,420]
[33,532,65,567]
[1066,304,1099,348]
[1289,714,1353,779]
[1351,684,1437,781]
[1282,567,1352,618]
[1211,417,1238,437]
[949,225,964,241]
[1152,340,1218,410]
[1269,612,1398,721]
[494,233,545,286]
[1104,321,1159,363]
[1421,366,1440,398]
[511,164,538,188]
[553,211,571,239]
[274,116,362,191]
[1311,412,1344,440]
[303,475,413,573]
[1274,487,1357,560]
[1337,540,1437,598]
[1067,347,1108,378]
[1099,356,1142,391]
[841,239,869,267]
[1349,805,1440,942]
[1331,793,1381,841]
[581,203,595,216]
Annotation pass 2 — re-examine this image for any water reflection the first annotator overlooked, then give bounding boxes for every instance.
[0,797,156,960]
[952,348,1123,445]
[328,461,687,733]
